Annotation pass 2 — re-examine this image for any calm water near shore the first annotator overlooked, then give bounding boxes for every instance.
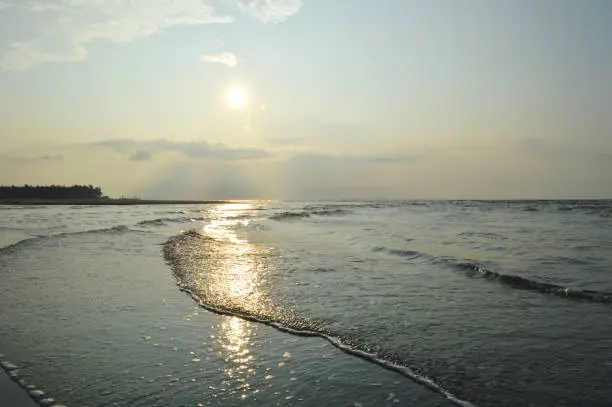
[1,201,611,406]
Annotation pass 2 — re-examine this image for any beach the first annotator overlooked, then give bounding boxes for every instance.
[0,204,457,406]
[0,368,39,407]
[1,201,611,406]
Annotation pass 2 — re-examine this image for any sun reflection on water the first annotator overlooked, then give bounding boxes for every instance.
[204,203,254,244]
[218,316,256,398]
[194,204,269,397]
[165,202,283,400]
[195,203,273,314]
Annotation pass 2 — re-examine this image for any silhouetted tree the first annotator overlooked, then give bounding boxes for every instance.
[0,185,104,199]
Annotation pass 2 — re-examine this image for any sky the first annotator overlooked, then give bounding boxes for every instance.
[0,0,611,199]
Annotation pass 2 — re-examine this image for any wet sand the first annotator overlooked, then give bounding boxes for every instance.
[0,369,39,407]
[0,227,455,407]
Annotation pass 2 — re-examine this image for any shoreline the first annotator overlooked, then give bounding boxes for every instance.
[0,199,233,206]
[0,364,39,407]
[0,218,458,407]
[2,198,610,206]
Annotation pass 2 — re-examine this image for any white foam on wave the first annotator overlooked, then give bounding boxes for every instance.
[164,229,478,407]
[175,285,477,407]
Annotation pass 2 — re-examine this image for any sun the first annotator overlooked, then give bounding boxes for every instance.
[227,87,248,109]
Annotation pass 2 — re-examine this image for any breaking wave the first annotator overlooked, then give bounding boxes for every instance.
[270,211,311,220]
[0,225,131,255]
[162,230,474,407]
[136,215,209,226]
[0,236,44,253]
[136,219,167,226]
[61,225,129,235]
[314,208,352,216]
[269,208,351,221]
[371,244,611,305]
[454,262,612,304]
[372,246,424,260]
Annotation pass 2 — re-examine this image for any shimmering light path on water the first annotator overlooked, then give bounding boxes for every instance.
[1,201,612,406]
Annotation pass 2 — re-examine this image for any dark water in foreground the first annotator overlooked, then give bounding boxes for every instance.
[1,200,611,406]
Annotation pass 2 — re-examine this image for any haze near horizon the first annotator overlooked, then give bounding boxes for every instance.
[1,0,611,199]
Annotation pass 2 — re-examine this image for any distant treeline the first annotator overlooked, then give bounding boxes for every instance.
[0,185,104,200]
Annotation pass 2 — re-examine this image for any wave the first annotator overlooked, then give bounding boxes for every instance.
[387,249,422,259]
[304,202,396,211]
[272,200,612,220]
[458,231,507,240]
[454,262,612,304]
[372,246,424,260]
[554,201,612,213]
[162,230,474,407]
[371,242,612,305]
[0,236,45,254]
[0,227,38,250]
[313,208,351,216]
[136,215,212,226]
[270,211,311,220]
[1,225,131,255]
[136,218,167,226]
[322,199,612,214]
[0,353,66,407]
[270,208,352,221]
[62,225,129,236]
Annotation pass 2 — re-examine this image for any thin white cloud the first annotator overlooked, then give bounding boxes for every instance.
[201,51,238,67]
[230,0,303,23]
[1,1,234,71]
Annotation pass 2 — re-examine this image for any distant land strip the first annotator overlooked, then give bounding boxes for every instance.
[0,199,232,205]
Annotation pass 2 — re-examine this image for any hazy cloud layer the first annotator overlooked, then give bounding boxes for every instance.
[90,138,417,166]
[231,0,303,23]
[39,154,63,161]
[129,150,152,162]
[288,152,417,165]
[201,51,237,67]
[92,138,271,161]
[2,153,63,162]
[0,0,303,71]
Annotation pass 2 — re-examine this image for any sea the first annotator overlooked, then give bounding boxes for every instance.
[1,200,611,407]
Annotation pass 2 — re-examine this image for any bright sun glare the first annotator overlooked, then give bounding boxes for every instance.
[227,87,248,109]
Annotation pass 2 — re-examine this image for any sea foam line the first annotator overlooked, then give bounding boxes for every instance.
[455,262,612,305]
[164,229,476,406]
[173,284,476,407]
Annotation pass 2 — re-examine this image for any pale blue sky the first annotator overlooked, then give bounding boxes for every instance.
[1,0,611,199]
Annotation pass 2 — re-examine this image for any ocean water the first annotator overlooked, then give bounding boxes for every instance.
[1,201,612,407]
